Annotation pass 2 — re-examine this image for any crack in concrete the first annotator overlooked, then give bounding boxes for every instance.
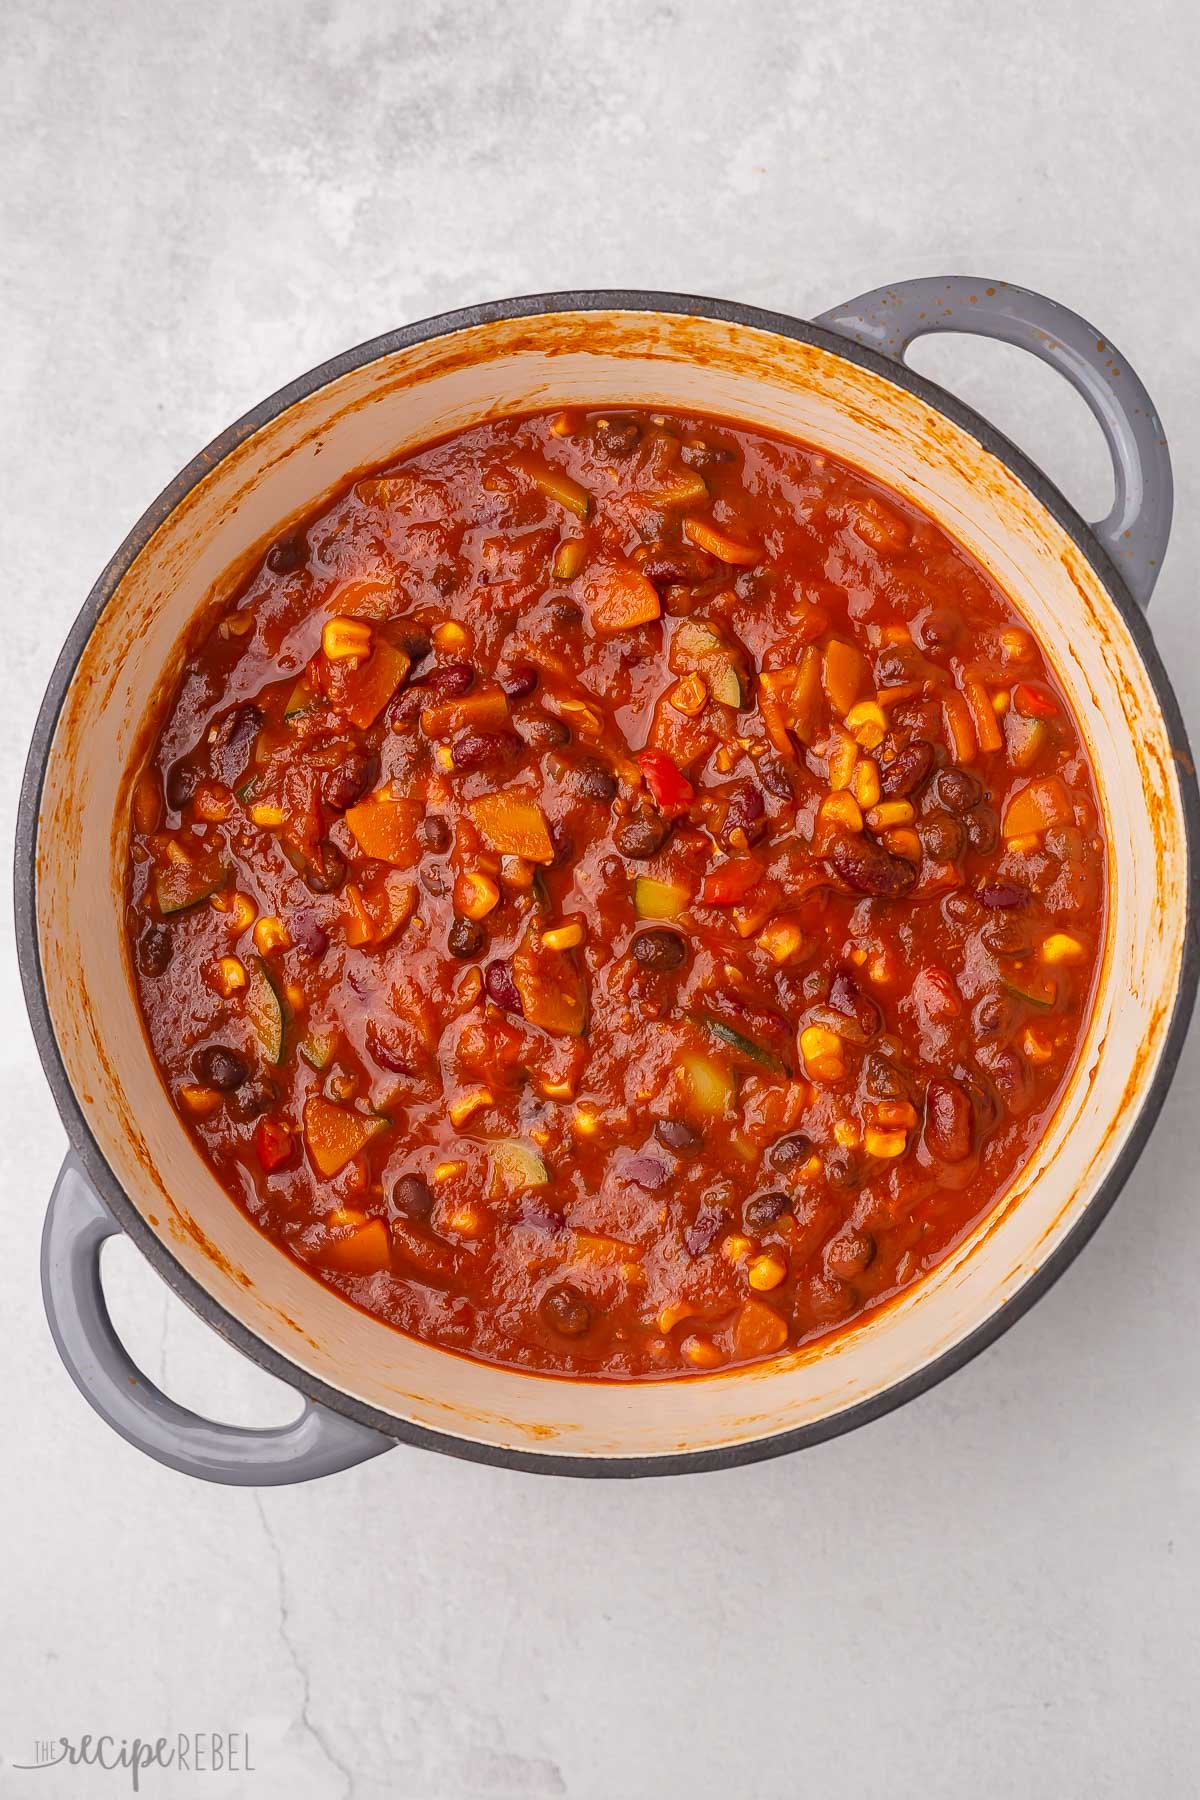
[254,1494,355,1799]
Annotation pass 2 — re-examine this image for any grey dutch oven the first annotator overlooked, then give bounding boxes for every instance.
[16,277,1199,1485]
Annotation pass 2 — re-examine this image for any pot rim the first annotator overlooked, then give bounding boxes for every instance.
[16,288,1200,1477]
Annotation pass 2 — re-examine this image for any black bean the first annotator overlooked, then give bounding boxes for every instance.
[191,1045,248,1091]
[484,959,521,1011]
[227,1075,277,1121]
[976,880,1030,910]
[392,1173,434,1221]
[623,1156,671,1191]
[829,969,882,1036]
[880,741,935,799]
[932,767,983,814]
[769,1133,813,1171]
[591,416,641,457]
[323,750,374,812]
[542,1282,591,1336]
[520,712,572,750]
[919,813,966,862]
[448,915,486,959]
[924,1077,973,1161]
[137,923,174,977]
[632,929,686,973]
[503,663,539,700]
[304,841,347,894]
[914,607,960,651]
[964,805,999,853]
[981,915,1030,957]
[655,1118,703,1155]
[572,760,618,803]
[550,601,584,630]
[863,1054,907,1101]
[421,863,449,898]
[614,813,669,859]
[430,564,459,597]
[550,821,575,866]
[266,535,307,574]
[452,730,522,770]
[421,814,452,853]
[743,1191,792,1232]
[824,1146,863,1189]
[396,623,433,665]
[165,761,197,810]
[825,1228,876,1280]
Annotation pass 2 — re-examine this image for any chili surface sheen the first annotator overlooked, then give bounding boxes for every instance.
[126,407,1105,1377]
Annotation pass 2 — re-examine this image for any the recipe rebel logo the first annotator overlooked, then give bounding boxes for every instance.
[9,1732,255,1790]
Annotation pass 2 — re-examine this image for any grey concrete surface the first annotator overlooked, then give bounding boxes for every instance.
[3,2,1200,1795]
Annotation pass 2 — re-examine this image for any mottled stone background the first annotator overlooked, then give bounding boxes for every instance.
[3,2,1200,1795]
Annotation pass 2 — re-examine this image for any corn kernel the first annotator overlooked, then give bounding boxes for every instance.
[432,621,469,652]
[552,538,586,580]
[747,1250,788,1291]
[659,1301,696,1334]
[322,616,373,663]
[1022,1025,1054,1064]
[1000,627,1034,663]
[681,1334,724,1369]
[542,919,584,952]
[845,699,888,749]
[819,791,864,833]
[435,745,455,771]
[539,1078,577,1101]
[884,827,923,862]
[1040,932,1085,965]
[249,803,285,828]
[1005,832,1041,855]
[867,800,915,831]
[851,758,881,808]
[193,780,232,822]
[800,1154,823,1180]
[572,1105,601,1137]
[457,871,501,920]
[446,1203,485,1237]
[449,1087,493,1128]
[433,1159,467,1183]
[179,1083,221,1118]
[992,689,1010,716]
[865,1128,907,1158]
[827,728,859,790]
[713,745,737,774]
[721,1233,754,1263]
[211,955,246,997]
[229,891,257,932]
[833,1118,859,1148]
[550,409,579,436]
[253,915,291,956]
[669,672,709,717]
[756,915,807,965]
[801,1025,845,1083]
[876,1100,918,1129]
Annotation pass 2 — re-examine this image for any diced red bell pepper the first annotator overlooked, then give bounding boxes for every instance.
[1013,681,1059,720]
[637,748,695,818]
[254,1116,293,1173]
[701,857,764,905]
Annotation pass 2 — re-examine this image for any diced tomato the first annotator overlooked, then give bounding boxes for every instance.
[700,857,764,905]
[254,1117,293,1173]
[637,749,695,817]
[1013,681,1060,719]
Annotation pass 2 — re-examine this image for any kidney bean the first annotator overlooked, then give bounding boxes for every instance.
[304,841,348,894]
[976,880,1030,910]
[880,740,935,799]
[290,913,329,958]
[825,1227,876,1280]
[760,757,798,801]
[615,813,670,859]
[421,814,452,853]
[227,1074,277,1121]
[137,922,174,976]
[592,416,641,456]
[829,832,917,897]
[863,1053,907,1101]
[924,1076,974,1162]
[981,915,1031,956]
[684,1203,728,1258]
[655,1118,703,1155]
[829,968,882,1037]
[448,916,486,959]
[636,545,716,586]
[211,704,264,787]
[972,990,1017,1039]
[425,662,475,701]
[452,730,522,771]
[807,1273,854,1321]
[502,663,539,700]
[572,760,618,802]
[932,767,983,814]
[165,760,198,810]
[542,1282,592,1336]
[266,535,307,574]
[721,782,766,847]
[743,1191,792,1232]
[769,1133,813,1171]
[323,750,374,811]
[624,1156,670,1191]
[964,805,999,853]
[632,928,687,972]
[550,600,584,630]
[484,959,521,1011]
[392,1173,434,1221]
[192,1045,248,1091]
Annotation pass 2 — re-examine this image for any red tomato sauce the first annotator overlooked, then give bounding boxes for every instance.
[126,407,1105,1377]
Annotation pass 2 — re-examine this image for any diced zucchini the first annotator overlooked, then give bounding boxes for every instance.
[152,855,227,917]
[489,1139,550,1197]
[246,957,287,1064]
[680,1050,736,1116]
[634,876,691,920]
[692,1011,786,1076]
[299,1028,339,1071]
[284,677,314,720]
[1003,974,1056,1011]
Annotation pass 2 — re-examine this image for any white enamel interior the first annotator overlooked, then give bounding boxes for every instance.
[34,309,1190,1460]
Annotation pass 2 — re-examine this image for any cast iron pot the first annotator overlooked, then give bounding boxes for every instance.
[16,277,1198,1485]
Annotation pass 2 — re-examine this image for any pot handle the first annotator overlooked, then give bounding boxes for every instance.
[41,1154,394,1485]
[815,277,1173,609]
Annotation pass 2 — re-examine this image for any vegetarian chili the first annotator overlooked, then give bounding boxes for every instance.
[126,406,1105,1377]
